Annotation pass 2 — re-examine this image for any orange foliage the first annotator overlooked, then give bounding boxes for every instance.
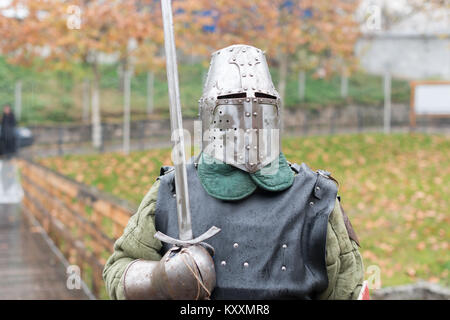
[0,0,361,76]
[0,0,162,73]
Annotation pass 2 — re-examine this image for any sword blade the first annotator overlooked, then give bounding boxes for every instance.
[161,0,193,240]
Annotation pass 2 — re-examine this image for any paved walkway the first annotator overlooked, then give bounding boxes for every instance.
[0,160,91,299]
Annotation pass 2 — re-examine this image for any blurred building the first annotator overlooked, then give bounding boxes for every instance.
[356,2,450,80]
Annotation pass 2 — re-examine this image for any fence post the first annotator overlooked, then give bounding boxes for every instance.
[329,109,333,135]
[146,71,154,115]
[82,79,90,123]
[330,108,339,134]
[58,127,64,156]
[357,106,364,133]
[303,110,309,136]
[123,68,131,155]
[383,71,392,133]
[298,70,306,101]
[341,73,348,98]
[91,76,102,150]
[99,124,104,153]
[14,80,22,121]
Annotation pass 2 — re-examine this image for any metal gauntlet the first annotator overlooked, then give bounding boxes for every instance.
[123,244,216,300]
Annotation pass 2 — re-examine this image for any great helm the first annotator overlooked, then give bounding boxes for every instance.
[199,44,282,173]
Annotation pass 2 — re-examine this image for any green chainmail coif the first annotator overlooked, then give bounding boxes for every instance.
[197,152,294,201]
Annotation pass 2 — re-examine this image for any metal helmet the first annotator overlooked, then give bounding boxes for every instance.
[199,44,281,173]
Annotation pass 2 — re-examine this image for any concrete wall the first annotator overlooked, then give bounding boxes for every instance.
[27,104,411,146]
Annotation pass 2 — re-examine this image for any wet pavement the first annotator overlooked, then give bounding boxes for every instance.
[0,160,90,299]
[0,161,23,204]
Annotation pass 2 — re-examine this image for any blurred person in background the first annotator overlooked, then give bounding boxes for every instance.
[0,104,17,158]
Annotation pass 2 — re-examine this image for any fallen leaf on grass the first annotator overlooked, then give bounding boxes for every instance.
[428,277,439,283]
[416,242,426,251]
[406,267,416,277]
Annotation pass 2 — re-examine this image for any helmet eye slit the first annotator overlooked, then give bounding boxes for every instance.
[255,92,277,99]
[217,93,246,99]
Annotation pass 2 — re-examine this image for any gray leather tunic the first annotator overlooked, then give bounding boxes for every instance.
[154,163,338,300]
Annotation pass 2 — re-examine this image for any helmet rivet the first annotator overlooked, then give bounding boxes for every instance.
[245,112,251,117]
[242,73,246,77]
[246,129,251,133]
[282,244,287,249]
[232,58,236,61]
[281,266,287,271]
[244,87,248,90]
[250,162,254,166]
[254,146,257,149]
[250,74,253,77]
[246,145,251,150]
[253,112,258,116]
[233,243,239,248]
[225,100,228,103]
[246,98,250,102]
[248,62,252,66]
[310,201,314,206]
[221,261,226,266]
[253,99,257,103]
[244,262,249,267]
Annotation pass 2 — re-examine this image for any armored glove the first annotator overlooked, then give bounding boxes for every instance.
[123,244,216,300]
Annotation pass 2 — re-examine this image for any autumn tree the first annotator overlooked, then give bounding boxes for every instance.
[0,0,160,149]
[170,0,359,131]
[179,0,360,100]
[133,0,166,115]
[301,0,360,97]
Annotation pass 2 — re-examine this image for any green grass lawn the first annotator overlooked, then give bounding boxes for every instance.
[0,57,410,125]
[39,133,450,288]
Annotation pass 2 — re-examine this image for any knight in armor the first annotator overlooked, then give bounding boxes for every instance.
[103,44,365,300]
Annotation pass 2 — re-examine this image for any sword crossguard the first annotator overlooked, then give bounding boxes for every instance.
[154,226,221,248]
